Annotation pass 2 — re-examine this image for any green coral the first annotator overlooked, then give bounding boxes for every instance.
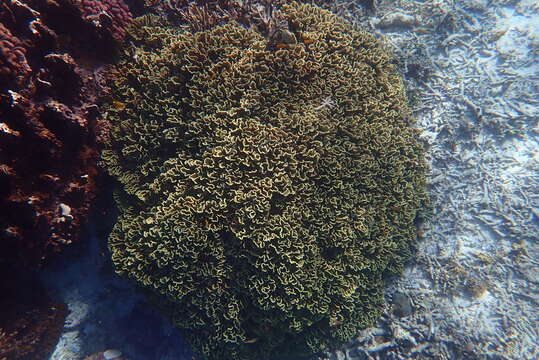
[102,2,428,359]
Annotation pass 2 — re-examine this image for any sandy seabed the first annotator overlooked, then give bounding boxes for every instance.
[319,1,538,359]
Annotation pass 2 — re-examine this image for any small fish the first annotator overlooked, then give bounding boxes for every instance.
[112,100,126,111]
[244,337,259,344]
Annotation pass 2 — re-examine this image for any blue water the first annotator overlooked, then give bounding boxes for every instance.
[41,226,195,360]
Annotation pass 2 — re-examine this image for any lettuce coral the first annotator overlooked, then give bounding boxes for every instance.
[102,2,428,359]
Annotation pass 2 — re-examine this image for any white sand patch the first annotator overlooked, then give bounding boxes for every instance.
[320,0,539,359]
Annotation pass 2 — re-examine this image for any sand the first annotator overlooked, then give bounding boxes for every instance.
[320,0,538,359]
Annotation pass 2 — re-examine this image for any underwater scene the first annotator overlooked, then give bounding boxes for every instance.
[0,0,537,359]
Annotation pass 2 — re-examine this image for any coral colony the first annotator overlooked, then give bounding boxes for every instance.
[103,2,427,359]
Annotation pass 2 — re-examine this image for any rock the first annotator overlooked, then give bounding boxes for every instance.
[392,292,414,317]
[463,0,487,11]
[103,349,123,360]
[374,12,418,29]
[83,349,124,360]
[335,349,346,360]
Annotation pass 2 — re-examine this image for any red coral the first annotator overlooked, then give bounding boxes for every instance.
[0,23,32,88]
[73,0,133,42]
[0,0,132,269]
[0,1,131,355]
[0,0,130,356]
[0,271,68,360]
[1,8,88,269]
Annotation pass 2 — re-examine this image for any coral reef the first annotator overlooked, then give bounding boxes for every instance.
[142,0,325,43]
[102,2,427,359]
[0,0,132,357]
[0,271,68,360]
[144,0,288,33]
[72,0,133,42]
[0,0,132,268]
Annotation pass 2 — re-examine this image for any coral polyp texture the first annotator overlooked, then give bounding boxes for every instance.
[0,0,132,357]
[0,0,132,268]
[102,2,428,359]
[73,0,133,42]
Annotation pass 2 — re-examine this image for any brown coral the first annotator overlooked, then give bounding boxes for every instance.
[143,0,289,39]
[103,2,428,359]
